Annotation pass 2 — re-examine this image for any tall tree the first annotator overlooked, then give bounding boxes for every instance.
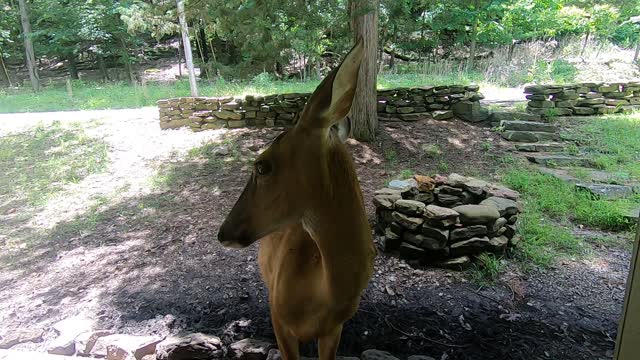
[18,0,39,92]
[349,0,378,142]
[176,0,197,96]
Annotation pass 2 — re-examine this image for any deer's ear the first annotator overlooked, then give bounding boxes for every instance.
[297,39,364,130]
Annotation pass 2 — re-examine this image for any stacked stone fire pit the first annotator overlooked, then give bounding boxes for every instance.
[374,173,522,270]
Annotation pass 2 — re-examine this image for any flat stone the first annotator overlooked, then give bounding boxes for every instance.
[528,100,555,108]
[388,179,417,190]
[403,232,447,250]
[490,111,541,122]
[415,192,435,203]
[432,110,453,120]
[91,335,162,359]
[361,349,400,360]
[489,235,510,251]
[399,113,429,121]
[450,237,492,256]
[401,187,419,200]
[524,85,563,94]
[0,350,82,359]
[436,193,461,207]
[215,110,243,120]
[414,175,436,192]
[450,225,488,242]
[452,205,500,225]
[421,225,449,243]
[500,120,556,133]
[525,154,589,167]
[485,186,520,201]
[395,200,426,216]
[373,194,400,210]
[576,183,634,200]
[424,205,459,220]
[577,98,605,106]
[503,225,517,239]
[399,242,426,261]
[526,106,573,116]
[156,333,224,360]
[525,94,547,101]
[572,107,596,115]
[515,143,566,152]
[452,101,490,122]
[462,178,490,196]
[392,212,424,231]
[501,131,560,142]
[434,256,471,271]
[480,197,521,216]
[0,329,44,349]
[75,330,115,356]
[229,339,276,360]
[489,218,508,234]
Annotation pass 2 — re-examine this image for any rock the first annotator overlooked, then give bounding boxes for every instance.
[489,218,508,234]
[399,242,426,261]
[229,339,275,360]
[0,329,44,349]
[266,349,281,360]
[434,256,471,271]
[424,205,459,224]
[507,215,518,225]
[503,225,517,239]
[489,236,510,251]
[514,143,565,153]
[383,228,402,252]
[450,237,492,256]
[47,338,76,356]
[528,100,555,108]
[490,111,541,122]
[421,225,449,243]
[525,154,589,167]
[376,209,394,226]
[395,199,426,216]
[501,131,559,142]
[576,183,634,199]
[75,330,115,356]
[373,194,400,210]
[375,188,403,196]
[500,121,556,133]
[452,101,490,122]
[415,192,435,203]
[524,85,562,94]
[392,212,424,231]
[462,178,490,196]
[155,333,224,360]
[437,185,464,195]
[436,193,461,207]
[399,113,429,121]
[396,107,415,114]
[414,175,435,192]
[485,186,520,201]
[450,225,488,242]
[432,110,453,120]
[361,349,400,360]
[480,197,521,216]
[573,107,596,115]
[452,205,500,225]
[404,232,447,251]
[91,335,162,360]
[527,106,573,116]
[577,98,605,106]
[554,100,577,108]
[388,179,417,190]
[214,146,231,156]
[401,187,419,200]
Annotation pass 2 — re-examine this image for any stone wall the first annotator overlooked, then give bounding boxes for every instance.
[374,173,522,270]
[157,84,485,131]
[525,82,640,118]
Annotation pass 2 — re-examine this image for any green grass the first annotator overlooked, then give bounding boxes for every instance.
[0,121,109,206]
[502,166,637,267]
[470,253,506,284]
[0,72,488,113]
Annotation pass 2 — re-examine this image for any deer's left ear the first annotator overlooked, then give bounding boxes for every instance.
[297,39,364,130]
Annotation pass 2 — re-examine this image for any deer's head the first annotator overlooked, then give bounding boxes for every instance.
[217,40,364,248]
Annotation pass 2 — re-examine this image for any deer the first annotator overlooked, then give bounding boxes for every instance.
[217,40,376,360]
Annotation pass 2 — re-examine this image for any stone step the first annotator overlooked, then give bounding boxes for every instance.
[625,208,639,221]
[500,120,557,133]
[490,111,542,122]
[576,183,636,199]
[515,142,566,152]
[526,154,590,167]
[501,131,560,142]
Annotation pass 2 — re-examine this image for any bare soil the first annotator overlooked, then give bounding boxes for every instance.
[0,110,630,360]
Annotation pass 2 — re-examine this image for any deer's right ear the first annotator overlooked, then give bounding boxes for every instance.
[297,39,364,130]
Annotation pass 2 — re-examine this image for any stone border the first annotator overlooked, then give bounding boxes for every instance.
[524,82,640,117]
[157,85,485,131]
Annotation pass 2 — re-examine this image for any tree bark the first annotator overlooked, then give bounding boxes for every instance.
[349,0,378,142]
[0,53,12,86]
[468,0,479,69]
[581,28,590,57]
[177,0,198,96]
[97,53,109,81]
[67,54,79,80]
[634,39,640,63]
[18,0,40,92]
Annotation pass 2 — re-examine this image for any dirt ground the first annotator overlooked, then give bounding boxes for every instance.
[0,109,630,360]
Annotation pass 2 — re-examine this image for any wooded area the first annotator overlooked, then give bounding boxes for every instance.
[1,0,638,93]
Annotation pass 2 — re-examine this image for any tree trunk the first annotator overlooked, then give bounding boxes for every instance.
[67,54,79,80]
[0,53,12,86]
[634,39,640,63]
[197,25,210,79]
[349,0,378,142]
[176,0,198,96]
[18,0,40,92]
[581,28,590,57]
[97,53,109,81]
[468,0,479,69]
[177,38,183,78]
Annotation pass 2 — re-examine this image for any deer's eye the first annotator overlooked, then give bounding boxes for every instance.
[255,160,272,176]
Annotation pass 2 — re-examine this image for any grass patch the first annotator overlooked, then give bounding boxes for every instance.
[470,253,505,284]
[0,121,109,206]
